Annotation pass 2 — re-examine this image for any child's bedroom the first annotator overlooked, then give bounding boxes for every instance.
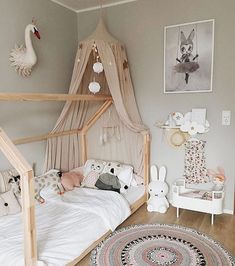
[0,0,234,265]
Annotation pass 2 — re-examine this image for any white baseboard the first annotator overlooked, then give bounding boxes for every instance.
[223,209,234,215]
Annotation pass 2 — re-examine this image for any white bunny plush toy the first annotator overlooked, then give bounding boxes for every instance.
[147,165,169,213]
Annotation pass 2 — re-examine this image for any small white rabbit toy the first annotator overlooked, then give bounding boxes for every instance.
[147,165,169,213]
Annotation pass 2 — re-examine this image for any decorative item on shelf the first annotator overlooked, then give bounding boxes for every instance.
[180,121,205,135]
[180,108,209,135]
[172,112,184,126]
[155,108,209,148]
[166,129,189,149]
[9,18,40,77]
[147,165,169,213]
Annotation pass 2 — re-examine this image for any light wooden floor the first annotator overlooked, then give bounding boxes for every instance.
[77,204,235,265]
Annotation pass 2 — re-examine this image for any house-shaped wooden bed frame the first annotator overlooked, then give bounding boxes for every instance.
[0,92,150,266]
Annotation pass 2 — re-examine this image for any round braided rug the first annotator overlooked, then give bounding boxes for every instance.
[91,224,235,266]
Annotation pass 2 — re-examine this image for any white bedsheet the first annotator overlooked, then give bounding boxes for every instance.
[0,188,130,266]
[124,184,145,205]
[42,187,131,231]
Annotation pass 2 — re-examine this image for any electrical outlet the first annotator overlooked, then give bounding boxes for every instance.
[222,110,231,126]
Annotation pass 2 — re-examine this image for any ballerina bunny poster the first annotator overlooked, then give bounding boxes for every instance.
[164,19,214,93]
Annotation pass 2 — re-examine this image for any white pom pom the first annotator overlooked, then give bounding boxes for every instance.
[93,62,104,74]
[88,82,101,94]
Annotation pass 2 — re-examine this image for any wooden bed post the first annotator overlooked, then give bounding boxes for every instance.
[21,170,37,266]
[80,133,87,165]
[143,132,151,201]
[0,129,37,266]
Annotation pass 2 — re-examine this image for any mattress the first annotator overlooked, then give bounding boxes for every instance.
[0,187,131,266]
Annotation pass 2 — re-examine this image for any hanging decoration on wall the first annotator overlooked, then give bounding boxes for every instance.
[9,18,40,77]
[88,42,103,94]
[100,109,121,145]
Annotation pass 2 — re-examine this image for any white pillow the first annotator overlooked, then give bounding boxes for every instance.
[0,190,21,217]
[103,161,133,186]
[118,168,133,186]
[131,174,144,186]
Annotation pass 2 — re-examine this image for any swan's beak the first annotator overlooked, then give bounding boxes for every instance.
[34,30,41,40]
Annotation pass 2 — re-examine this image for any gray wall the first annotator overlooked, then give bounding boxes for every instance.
[77,0,235,212]
[0,0,78,174]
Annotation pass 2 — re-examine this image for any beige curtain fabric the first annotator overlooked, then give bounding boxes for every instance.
[44,38,149,175]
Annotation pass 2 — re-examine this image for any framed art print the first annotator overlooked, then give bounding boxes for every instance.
[164,19,214,93]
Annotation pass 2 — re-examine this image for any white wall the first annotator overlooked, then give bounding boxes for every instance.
[77,0,235,212]
[0,0,78,174]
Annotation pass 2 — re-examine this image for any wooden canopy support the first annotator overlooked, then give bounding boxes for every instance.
[82,100,113,134]
[0,129,37,266]
[13,100,113,146]
[13,128,83,146]
[0,93,112,102]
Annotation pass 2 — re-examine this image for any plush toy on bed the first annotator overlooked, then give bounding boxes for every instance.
[8,170,64,204]
[34,169,64,203]
[8,175,21,198]
[60,171,84,191]
[95,173,121,193]
[147,165,169,213]
[95,161,131,194]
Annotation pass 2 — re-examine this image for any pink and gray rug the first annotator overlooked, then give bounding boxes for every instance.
[91,224,234,265]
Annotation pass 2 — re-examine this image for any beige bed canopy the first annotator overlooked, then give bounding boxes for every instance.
[44,18,150,177]
[0,19,150,265]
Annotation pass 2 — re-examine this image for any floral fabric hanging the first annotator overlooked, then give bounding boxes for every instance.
[184,140,210,184]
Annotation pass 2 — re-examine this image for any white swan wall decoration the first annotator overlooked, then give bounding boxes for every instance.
[9,23,40,77]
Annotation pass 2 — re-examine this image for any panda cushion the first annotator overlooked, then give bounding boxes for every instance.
[96,161,133,194]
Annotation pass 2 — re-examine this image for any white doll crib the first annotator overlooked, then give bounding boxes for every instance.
[172,179,224,224]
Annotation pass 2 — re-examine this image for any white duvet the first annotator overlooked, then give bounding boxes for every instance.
[0,188,130,266]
